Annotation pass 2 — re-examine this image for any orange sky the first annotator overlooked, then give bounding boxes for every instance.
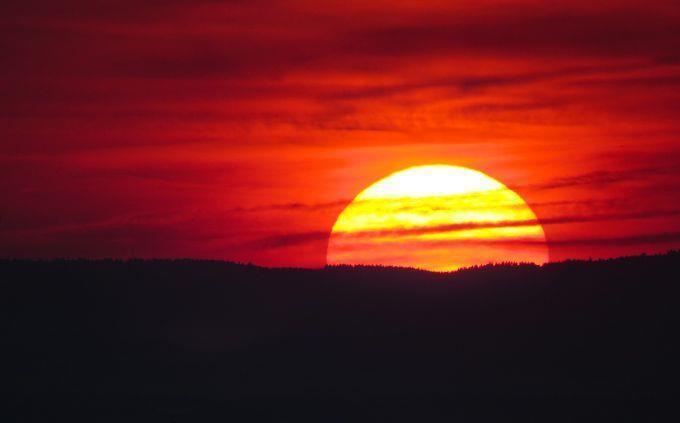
[1,0,680,267]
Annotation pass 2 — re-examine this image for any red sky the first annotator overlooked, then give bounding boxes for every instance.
[2,0,680,267]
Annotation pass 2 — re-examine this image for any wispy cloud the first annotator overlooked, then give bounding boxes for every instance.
[527,166,680,191]
[247,209,680,249]
[330,232,680,251]
[246,231,330,249]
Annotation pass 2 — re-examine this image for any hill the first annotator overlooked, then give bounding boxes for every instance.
[2,252,679,420]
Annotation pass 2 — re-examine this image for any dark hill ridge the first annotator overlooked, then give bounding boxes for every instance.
[2,252,679,420]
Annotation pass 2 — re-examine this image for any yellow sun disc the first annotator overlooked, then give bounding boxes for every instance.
[326,165,549,271]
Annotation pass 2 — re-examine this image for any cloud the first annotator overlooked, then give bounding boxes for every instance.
[330,232,680,251]
[5,2,679,80]
[545,232,680,247]
[342,7,680,61]
[333,210,680,238]
[229,199,350,213]
[247,231,330,249]
[529,166,680,191]
[246,209,680,249]
[224,196,647,217]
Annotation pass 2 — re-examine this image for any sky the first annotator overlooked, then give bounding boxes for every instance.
[1,0,680,267]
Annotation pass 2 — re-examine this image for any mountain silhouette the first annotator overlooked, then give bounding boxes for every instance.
[2,252,679,421]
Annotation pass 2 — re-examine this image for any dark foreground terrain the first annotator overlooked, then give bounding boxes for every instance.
[2,252,680,421]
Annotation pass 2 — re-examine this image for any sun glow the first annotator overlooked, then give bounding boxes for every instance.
[327,165,549,271]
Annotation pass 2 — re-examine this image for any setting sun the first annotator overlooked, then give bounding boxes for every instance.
[327,165,549,271]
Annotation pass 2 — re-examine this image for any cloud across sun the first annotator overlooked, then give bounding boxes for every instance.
[327,165,549,271]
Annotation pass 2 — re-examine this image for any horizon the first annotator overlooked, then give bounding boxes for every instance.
[3,249,676,274]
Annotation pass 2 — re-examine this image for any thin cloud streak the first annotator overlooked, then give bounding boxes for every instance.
[249,209,680,249]
[332,210,680,239]
[331,232,680,252]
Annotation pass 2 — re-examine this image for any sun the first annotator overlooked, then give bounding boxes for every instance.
[326,165,549,271]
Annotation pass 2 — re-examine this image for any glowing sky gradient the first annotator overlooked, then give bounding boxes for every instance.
[1,1,679,267]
